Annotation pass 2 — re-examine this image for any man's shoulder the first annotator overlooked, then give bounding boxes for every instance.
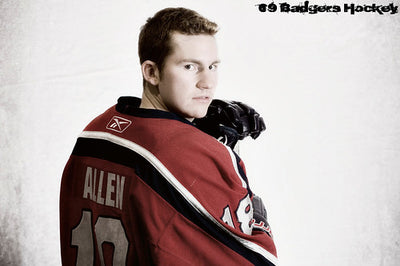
[79,98,204,144]
[78,97,231,160]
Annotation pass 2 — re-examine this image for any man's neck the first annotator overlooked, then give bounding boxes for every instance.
[139,86,194,122]
[139,86,168,111]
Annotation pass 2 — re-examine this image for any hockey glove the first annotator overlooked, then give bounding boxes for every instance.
[194,99,266,148]
[252,195,268,225]
[252,195,272,237]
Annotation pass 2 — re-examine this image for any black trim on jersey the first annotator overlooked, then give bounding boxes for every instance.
[72,137,276,266]
[233,151,253,197]
[116,96,194,126]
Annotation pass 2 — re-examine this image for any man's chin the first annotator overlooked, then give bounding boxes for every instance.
[184,111,207,122]
[176,105,210,121]
[194,109,209,119]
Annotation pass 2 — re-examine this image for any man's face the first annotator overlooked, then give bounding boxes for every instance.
[157,32,219,121]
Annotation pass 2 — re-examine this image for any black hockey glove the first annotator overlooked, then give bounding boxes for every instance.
[252,195,272,237]
[252,195,268,226]
[194,99,266,148]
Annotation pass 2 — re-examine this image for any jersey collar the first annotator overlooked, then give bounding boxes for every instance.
[116,96,194,126]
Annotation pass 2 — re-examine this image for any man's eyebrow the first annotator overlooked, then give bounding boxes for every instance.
[179,59,221,65]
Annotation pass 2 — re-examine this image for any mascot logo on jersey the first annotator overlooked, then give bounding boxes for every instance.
[106,116,132,133]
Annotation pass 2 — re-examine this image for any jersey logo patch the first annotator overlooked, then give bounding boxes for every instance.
[106,116,132,133]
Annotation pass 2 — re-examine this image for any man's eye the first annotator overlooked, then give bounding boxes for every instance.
[184,64,196,71]
[209,64,218,71]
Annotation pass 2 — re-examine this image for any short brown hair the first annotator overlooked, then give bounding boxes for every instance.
[138,7,218,70]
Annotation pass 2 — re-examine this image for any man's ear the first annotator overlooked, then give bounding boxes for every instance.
[141,60,160,86]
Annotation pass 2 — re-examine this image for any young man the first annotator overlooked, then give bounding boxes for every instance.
[60,7,277,265]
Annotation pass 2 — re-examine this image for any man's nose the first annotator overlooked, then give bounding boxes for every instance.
[197,70,217,90]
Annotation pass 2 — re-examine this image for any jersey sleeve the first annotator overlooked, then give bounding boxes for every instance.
[124,117,278,264]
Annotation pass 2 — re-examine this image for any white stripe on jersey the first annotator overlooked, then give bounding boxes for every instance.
[223,145,248,189]
[79,130,278,265]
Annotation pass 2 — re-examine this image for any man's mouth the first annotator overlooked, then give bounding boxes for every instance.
[193,96,211,103]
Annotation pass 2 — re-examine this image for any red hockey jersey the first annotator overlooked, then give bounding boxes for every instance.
[60,97,277,265]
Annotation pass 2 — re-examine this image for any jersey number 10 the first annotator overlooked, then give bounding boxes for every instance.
[71,210,129,265]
